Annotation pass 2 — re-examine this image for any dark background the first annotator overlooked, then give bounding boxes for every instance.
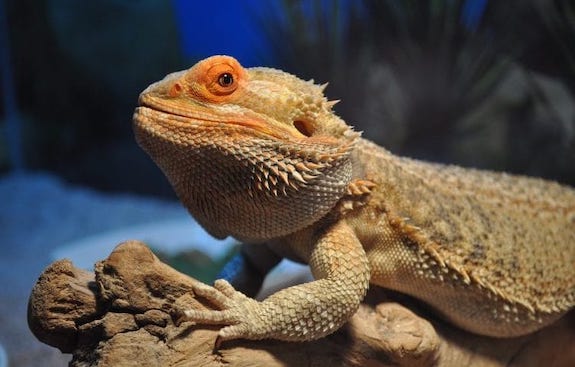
[2,0,574,197]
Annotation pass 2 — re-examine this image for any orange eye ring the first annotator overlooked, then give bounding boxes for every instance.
[186,55,246,102]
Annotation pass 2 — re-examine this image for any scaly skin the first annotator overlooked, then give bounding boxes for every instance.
[133,55,575,343]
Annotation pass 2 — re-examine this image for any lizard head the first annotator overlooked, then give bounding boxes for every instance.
[133,55,359,242]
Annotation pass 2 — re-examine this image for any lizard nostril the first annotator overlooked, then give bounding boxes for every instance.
[293,120,314,137]
[169,82,183,97]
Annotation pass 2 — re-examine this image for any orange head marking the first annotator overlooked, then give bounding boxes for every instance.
[174,55,247,103]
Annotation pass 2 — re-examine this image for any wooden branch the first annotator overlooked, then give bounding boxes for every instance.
[28,241,574,366]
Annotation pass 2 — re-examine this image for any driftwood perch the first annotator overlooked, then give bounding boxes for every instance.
[28,241,574,366]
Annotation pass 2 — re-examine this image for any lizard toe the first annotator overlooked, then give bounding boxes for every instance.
[192,281,233,309]
[213,279,248,301]
[183,308,240,325]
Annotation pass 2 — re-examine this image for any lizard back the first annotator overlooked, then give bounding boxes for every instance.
[352,138,575,336]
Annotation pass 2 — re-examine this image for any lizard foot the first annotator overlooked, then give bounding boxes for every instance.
[180,279,267,344]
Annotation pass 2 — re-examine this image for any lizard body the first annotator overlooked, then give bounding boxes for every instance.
[133,55,575,343]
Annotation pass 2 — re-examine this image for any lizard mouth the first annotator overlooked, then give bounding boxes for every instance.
[134,95,302,141]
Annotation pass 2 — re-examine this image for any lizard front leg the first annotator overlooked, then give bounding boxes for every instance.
[181,220,370,343]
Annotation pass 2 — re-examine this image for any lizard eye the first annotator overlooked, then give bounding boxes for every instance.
[205,63,239,97]
[187,55,245,102]
[218,73,234,87]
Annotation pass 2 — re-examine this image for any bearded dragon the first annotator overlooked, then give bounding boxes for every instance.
[133,55,575,344]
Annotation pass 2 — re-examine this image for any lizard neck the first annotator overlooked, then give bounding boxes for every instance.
[135,124,355,243]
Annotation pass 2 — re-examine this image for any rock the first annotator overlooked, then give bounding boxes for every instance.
[28,241,574,366]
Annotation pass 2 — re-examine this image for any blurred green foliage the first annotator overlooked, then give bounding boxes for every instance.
[153,245,239,284]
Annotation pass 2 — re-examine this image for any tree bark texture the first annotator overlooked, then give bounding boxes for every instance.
[28,241,574,367]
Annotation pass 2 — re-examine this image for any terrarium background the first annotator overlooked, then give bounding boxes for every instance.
[2,0,574,194]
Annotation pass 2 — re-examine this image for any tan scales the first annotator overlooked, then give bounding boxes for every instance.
[133,55,575,343]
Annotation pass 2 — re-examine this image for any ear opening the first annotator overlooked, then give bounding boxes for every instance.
[293,120,314,137]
